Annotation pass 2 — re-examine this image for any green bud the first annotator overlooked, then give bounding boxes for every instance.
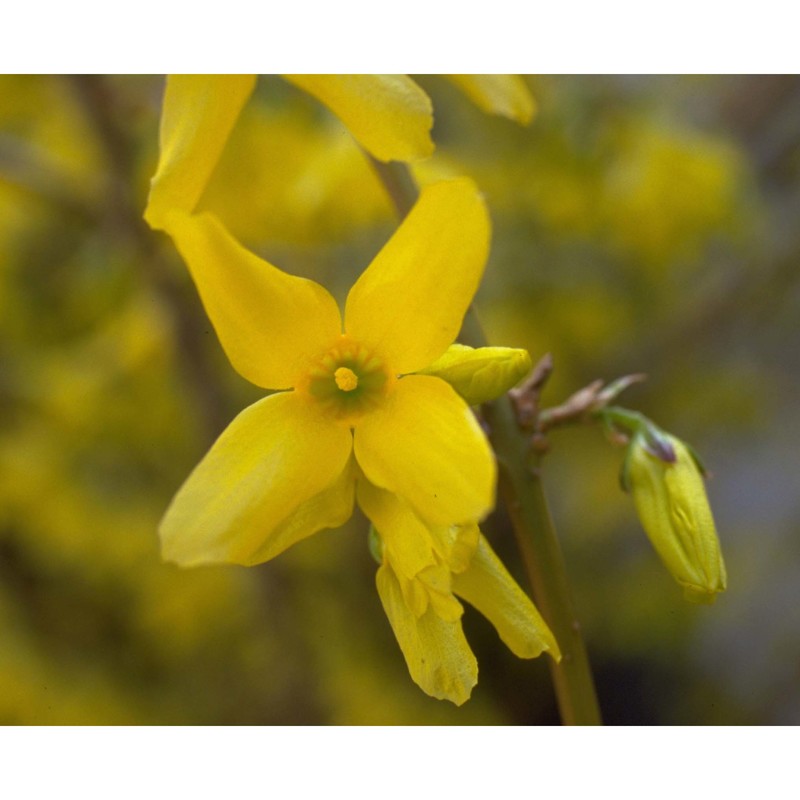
[627,432,727,604]
[418,344,532,406]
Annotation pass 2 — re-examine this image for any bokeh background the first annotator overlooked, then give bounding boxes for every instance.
[1,74,797,725]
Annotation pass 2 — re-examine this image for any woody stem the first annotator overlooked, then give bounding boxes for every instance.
[370,157,602,725]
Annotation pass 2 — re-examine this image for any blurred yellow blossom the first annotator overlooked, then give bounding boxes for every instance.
[197,102,395,245]
[446,74,536,124]
[602,122,744,268]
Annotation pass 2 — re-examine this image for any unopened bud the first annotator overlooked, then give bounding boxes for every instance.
[626,431,726,604]
[418,344,531,406]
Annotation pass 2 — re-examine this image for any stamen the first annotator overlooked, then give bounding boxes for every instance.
[334,367,359,392]
[303,337,390,422]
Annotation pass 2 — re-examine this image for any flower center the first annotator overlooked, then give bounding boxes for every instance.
[303,336,391,423]
[334,367,359,392]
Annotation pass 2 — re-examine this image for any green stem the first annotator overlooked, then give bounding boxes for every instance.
[371,158,601,725]
[462,312,601,725]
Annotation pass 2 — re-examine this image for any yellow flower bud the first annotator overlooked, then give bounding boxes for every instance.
[418,343,531,406]
[627,432,727,604]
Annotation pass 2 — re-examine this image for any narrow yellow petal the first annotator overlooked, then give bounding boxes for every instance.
[145,75,257,229]
[452,534,561,660]
[164,211,342,389]
[283,74,434,162]
[446,75,536,125]
[345,178,491,374]
[357,480,437,581]
[418,343,532,406]
[354,375,496,526]
[160,392,353,567]
[377,561,477,705]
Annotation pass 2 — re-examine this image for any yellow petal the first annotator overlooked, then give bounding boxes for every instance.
[145,75,257,229]
[345,178,491,374]
[354,375,496,526]
[418,343,532,406]
[452,534,561,660]
[417,564,464,623]
[428,521,480,575]
[283,74,434,162]
[164,211,342,389]
[245,457,356,566]
[357,480,437,581]
[446,75,536,125]
[160,391,353,567]
[396,571,430,618]
[377,561,477,705]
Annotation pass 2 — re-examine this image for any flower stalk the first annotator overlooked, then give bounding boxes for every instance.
[372,158,601,725]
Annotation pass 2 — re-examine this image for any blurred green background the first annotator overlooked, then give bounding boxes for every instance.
[1,75,797,725]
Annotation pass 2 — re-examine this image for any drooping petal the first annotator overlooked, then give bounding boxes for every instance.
[283,74,434,163]
[416,564,464,622]
[354,375,496,526]
[452,535,561,660]
[160,391,353,567]
[428,521,480,575]
[446,75,536,125]
[396,571,430,618]
[377,561,477,705]
[164,211,342,389]
[344,178,491,375]
[357,480,436,581]
[418,343,532,406]
[145,75,257,229]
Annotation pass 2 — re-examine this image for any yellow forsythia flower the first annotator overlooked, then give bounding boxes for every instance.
[145,74,536,230]
[148,176,557,702]
[156,178,495,558]
[627,432,727,604]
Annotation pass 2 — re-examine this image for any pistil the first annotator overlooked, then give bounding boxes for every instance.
[334,367,359,392]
